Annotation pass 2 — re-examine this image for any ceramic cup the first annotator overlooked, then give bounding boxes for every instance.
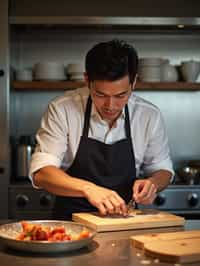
[181,60,200,82]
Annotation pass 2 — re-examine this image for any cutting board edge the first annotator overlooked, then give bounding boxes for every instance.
[144,239,200,263]
[130,229,200,249]
[73,217,184,232]
[145,248,181,263]
[72,212,185,232]
[72,214,98,231]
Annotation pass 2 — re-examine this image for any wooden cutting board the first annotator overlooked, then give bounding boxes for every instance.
[72,209,185,232]
[131,230,200,249]
[144,238,200,263]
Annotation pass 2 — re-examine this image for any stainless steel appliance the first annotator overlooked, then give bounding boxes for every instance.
[9,183,55,219]
[0,0,10,218]
[16,135,35,179]
[141,182,200,219]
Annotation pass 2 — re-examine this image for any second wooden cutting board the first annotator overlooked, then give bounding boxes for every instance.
[72,209,185,232]
[131,230,200,249]
[144,237,200,263]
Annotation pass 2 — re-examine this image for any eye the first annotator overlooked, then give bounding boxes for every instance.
[115,93,129,99]
[95,92,105,97]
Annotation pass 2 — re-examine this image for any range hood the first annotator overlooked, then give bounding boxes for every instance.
[9,0,200,29]
[9,16,200,28]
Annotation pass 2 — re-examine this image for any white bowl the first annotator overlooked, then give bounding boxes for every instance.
[16,69,33,81]
[67,63,84,74]
[139,65,162,82]
[139,57,163,66]
[70,73,84,81]
[34,62,66,81]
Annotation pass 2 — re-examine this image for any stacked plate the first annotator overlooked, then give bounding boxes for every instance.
[138,58,163,82]
[67,63,84,81]
[34,62,66,81]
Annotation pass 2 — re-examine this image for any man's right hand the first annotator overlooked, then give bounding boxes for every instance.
[83,184,128,216]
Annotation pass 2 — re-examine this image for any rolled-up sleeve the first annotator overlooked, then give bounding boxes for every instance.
[29,100,68,185]
[142,110,174,181]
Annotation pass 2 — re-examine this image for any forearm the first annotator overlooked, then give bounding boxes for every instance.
[148,169,172,192]
[33,165,128,216]
[33,165,95,197]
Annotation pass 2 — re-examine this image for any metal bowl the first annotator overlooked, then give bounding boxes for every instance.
[177,166,200,185]
[0,220,96,253]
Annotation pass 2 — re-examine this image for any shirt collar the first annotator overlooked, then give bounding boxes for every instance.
[90,101,126,126]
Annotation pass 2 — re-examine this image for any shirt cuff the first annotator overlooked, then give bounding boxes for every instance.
[29,152,61,188]
[142,158,175,183]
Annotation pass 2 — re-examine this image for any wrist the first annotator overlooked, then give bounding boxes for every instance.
[148,177,159,192]
[82,182,96,198]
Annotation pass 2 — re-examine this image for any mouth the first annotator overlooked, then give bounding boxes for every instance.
[102,109,117,117]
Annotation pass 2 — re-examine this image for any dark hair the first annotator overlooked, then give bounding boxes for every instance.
[85,39,138,84]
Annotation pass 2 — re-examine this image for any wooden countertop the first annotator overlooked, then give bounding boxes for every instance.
[0,220,199,266]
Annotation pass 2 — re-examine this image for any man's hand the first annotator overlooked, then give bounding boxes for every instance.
[133,178,158,205]
[83,184,127,216]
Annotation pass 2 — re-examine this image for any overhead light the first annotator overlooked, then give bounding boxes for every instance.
[177,24,185,29]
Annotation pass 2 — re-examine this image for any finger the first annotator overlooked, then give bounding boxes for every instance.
[103,199,115,214]
[139,192,157,205]
[97,202,107,216]
[108,196,120,213]
[112,193,127,215]
[135,185,150,202]
[138,182,157,204]
[133,181,145,200]
[141,183,155,200]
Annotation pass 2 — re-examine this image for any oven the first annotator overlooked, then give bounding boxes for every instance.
[8,182,55,219]
[9,182,200,220]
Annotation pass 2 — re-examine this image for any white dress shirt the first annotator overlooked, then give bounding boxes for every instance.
[29,87,174,185]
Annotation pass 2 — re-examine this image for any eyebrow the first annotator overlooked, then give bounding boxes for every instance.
[94,88,130,97]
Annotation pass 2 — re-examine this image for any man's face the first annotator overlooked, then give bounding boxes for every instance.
[89,75,134,124]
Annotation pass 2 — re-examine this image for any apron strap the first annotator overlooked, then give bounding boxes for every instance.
[83,96,132,141]
[82,96,92,138]
[125,104,131,139]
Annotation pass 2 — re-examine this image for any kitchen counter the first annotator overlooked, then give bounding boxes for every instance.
[0,220,200,266]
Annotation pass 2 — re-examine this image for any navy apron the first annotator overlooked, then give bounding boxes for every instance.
[53,96,136,219]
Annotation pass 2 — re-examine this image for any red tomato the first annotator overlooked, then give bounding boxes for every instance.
[77,230,90,240]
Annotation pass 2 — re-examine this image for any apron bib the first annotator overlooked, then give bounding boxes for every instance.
[53,96,136,219]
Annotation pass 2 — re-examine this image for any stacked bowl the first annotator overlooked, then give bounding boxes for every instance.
[138,58,163,82]
[67,63,84,81]
[34,62,66,81]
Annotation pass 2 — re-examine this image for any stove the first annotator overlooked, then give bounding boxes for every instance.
[8,182,200,220]
[140,184,200,219]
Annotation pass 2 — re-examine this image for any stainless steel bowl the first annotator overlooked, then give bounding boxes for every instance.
[0,220,96,253]
[177,166,200,185]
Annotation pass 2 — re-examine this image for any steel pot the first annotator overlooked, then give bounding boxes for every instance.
[177,165,200,185]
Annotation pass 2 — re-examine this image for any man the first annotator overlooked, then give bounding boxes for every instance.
[30,39,174,219]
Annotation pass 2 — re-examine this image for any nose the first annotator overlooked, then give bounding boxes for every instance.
[104,96,114,109]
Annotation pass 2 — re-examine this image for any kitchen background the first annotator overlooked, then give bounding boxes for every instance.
[1,0,200,219]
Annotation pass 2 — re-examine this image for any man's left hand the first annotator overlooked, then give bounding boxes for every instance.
[133,178,157,205]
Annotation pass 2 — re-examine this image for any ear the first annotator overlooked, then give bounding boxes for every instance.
[132,74,138,91]
[84,72,88,83]
[84,72,91,89]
